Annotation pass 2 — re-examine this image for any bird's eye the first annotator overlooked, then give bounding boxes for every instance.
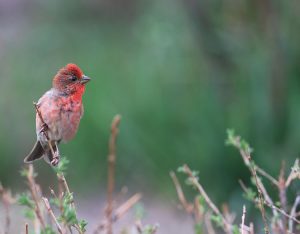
[70,75,77,81]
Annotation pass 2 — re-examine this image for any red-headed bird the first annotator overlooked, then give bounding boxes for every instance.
[24,64,91,165]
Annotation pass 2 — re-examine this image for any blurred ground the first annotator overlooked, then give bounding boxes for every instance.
[0,196,194,234]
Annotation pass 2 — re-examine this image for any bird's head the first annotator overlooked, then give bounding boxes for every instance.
[52,63,91,96]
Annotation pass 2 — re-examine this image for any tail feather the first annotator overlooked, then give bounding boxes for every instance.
[24,141,45,163]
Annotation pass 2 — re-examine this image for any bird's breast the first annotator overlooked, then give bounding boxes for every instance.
[36,93,83,142]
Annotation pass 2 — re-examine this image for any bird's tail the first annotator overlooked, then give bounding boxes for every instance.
[24,140,58,165]
[24,141,45,163]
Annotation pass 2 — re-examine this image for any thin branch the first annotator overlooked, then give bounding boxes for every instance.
[42,197,63,234]
[204,212,216,234]
[0,183,14,234]
[170,171,194,214]
[230,136,269,234]
[182,164,232,233]
[106,114,121,234]
[255,166,279,187]
[239,180,300,225]
[94,193,142,233]
[278,161,287,230]
[241,205,246,234]
[25,223,29,234]
[289,195,300,233]
[249,223,254,234]
[113,193,142,222]
[285,159,300,187]
[26,165,46,229]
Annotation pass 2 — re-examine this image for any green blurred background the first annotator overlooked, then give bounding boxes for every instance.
[0,0,299,207]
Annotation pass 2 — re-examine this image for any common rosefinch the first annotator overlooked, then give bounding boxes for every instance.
[24,63,91,166]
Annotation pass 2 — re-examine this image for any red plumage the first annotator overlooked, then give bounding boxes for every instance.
[24,64,91,165]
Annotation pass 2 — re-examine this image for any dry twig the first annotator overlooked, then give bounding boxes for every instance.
[289,195,300,233]
[106,114,121,234]
[113,193,142,222]
[285,159,300,187]
[25,223,29,234]
[94,193,142,233]
[42,197,63,234]
[0,183,14,234]
[170,171,194,214]
[182,164,232,233]
[241,205,246,234]
[204,212,216,234]
[239,180,300,226]
[230,136,269,234]
[26,165,46,229]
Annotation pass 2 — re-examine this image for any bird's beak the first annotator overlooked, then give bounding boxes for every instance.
[81,75,91,84]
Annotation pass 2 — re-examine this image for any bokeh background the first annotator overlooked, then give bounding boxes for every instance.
[1,0,300,232]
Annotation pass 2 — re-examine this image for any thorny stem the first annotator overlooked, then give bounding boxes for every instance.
[106,114,121,234]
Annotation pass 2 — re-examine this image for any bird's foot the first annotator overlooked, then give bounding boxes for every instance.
[51,151,60,166]
[39,123,49,134]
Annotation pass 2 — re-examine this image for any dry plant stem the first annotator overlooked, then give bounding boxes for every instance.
[256,177,284,231]
[205,212,216,234]
[42,197,63,234]
[113,193,142,221]
[239,180,300,225]
[27,165,46,229]
[241,205,246,234]
[285,159,300,187]
[279,162,287,230]
[232,137,269,234]
[0,184,12,234]
[25,223,28,234]
[58,173,76,211]
[170,171,194,214]
[94,193,141,233]
[249,223,254,234]
[289,195,300,233]
[255,166,279,187]
[106,114,121,234]
[182,164,232,233]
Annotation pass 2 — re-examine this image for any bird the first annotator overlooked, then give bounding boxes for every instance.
[24,63,91,166]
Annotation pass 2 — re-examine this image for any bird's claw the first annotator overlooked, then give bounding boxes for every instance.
[51,151,60,166]
[39,123,49,134]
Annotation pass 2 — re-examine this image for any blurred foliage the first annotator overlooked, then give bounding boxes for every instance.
[0,0,300,205]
